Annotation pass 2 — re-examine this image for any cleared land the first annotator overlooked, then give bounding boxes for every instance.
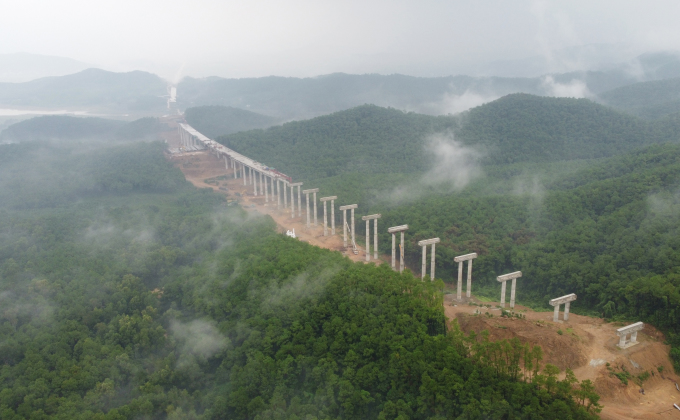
[164,119,680,419]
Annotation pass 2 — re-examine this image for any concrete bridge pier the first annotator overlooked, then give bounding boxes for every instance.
[454,253,478,301]
[289,183,302,218]
[320,196,337,236]
[388,225,408,272]
[497,271,522,309]
[302,188,319,228]
[417,238,440,280]
[549,293,577,322]
[362,214,381,261]
[339,204,358,249]
[616,322,644,348]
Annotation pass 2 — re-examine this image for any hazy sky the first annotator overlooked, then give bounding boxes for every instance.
[2,0,680,80]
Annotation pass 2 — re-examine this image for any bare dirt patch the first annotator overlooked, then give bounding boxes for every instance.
[445,296,680,419]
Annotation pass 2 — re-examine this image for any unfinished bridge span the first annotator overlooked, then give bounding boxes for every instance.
[177,123,292,202]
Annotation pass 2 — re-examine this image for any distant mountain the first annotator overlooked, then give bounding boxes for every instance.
[178,73,546,120]
[0,68,168,114]
[598,78,680,120]
[0,53,90,83]
[0,115,167,142]
[217,95,676,182]
[178,51,680,121]
[184,106,279,138]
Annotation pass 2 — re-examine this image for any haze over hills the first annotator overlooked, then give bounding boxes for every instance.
[0,68,168,115]
[184,105,279,138]
[598,78,680,120]
[0,53,91,83]
[177,51,680,121]
[0,115,168,142]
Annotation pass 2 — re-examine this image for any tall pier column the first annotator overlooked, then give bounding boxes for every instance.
[313,192,318,226]
[400,231,405,273]
[365,220,370,262]
[264,175,269,202]
[553,304,560,322]
[421,246,427,280]
[391,233,396,269]
[466,259,473,298]
[343,209,347,247]
[283,182,288,209]
[277,180,281,208]
[331,199,335,234]
[253,171,258,196]
[350,208,355,247]
[430,243,436,279]
[323,201,328,235]
[373,219,378,260]
[305,191,311,227]
[500,281,507,307]
[297,185,302,217]
[510,279,517,308]
[457,262,463,300]
[564,302,571,321]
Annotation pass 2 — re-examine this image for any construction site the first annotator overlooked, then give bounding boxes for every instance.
[162,115,680,420]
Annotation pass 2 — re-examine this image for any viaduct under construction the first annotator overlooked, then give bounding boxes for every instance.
[174,120,643,345]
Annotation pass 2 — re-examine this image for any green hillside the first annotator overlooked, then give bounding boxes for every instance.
[218,95,677,182]
[598,77,680,119]
[0,68,167,113]
[184,105,279,138]
[0,140,597,419]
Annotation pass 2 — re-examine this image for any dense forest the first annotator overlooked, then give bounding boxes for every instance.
[217,96,680,182]
[0,138,600,418]
[184,106,279,139]
[217,97,680,373]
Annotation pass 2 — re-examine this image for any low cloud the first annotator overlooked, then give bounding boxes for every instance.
[260,266,341,314]
[381,133,483,204]
[417,88,500,116]
[422,133,483,189]
[170,319,229,361]
[541,75,591,98]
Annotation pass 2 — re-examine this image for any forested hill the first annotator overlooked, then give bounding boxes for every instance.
[217,95,679,181]
[0,139,599,418]
[218,105,455,180]
[0,115,168,142]
[598,77,680,120]
[458,93,677,164]
[184,105,279,138]
[0,68,167,113]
